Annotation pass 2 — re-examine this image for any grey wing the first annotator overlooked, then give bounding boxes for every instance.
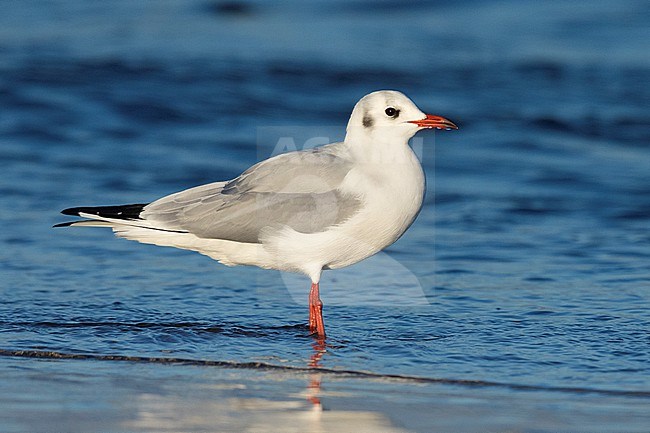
[222,144,351,194]
[140,147,362,243]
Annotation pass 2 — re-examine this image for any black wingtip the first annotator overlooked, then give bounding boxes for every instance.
[59,203,148,219]
[61,207,83,216]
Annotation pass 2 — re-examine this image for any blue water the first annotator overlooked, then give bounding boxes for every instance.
[1,0,649,431]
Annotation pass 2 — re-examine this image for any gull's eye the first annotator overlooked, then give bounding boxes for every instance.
[384,107,399,118]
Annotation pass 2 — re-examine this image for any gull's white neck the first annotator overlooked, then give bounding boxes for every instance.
[344,129,418,165]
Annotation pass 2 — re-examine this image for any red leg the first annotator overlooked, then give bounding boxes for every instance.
[308,282,326,337]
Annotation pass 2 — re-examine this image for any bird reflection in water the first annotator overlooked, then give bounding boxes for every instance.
[306,336,327,409]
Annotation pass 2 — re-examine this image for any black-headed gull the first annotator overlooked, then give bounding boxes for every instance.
[56,90,457,337]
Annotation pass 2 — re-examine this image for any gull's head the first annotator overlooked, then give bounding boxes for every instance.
[345,90,457,144]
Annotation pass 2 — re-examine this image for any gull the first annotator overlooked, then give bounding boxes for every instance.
[55,90,457,338]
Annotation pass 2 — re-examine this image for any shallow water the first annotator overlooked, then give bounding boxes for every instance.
[1,0,649,431]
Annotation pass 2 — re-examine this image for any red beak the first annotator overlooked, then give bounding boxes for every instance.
[408,114,458,130]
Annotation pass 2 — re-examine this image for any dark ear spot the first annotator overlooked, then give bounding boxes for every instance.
[362,113,374,128]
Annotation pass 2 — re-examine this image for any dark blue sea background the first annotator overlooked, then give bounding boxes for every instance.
[1,1,649,432]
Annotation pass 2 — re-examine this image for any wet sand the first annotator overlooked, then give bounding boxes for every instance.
[1,350,649,433]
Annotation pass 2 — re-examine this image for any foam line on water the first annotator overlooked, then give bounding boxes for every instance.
[1,349,649,399]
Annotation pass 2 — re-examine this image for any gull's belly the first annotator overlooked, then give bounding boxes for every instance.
[325,190,424,269]
[324,161,425,269]
[258,151,426,277]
